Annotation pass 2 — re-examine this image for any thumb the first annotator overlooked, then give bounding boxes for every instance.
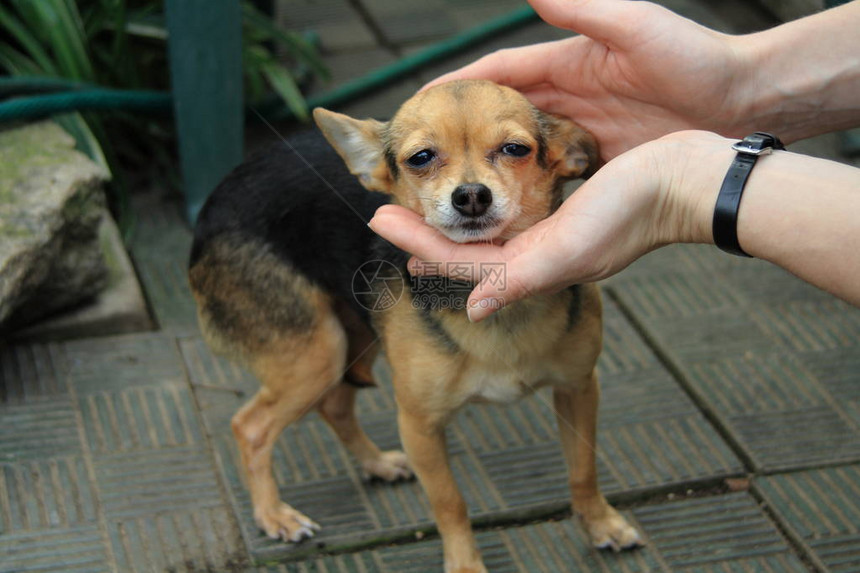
[466,253,556,323]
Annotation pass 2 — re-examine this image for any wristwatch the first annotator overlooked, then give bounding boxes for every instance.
[713,132,785,257]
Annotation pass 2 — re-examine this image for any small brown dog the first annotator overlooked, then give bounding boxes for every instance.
[189,80,643,572]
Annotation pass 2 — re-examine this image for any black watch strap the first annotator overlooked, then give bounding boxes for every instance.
[713,132,785,257]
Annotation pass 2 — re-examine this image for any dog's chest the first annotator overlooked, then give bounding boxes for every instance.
[460,363,558,404]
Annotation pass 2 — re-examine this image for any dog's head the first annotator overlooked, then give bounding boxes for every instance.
[314,79,598,243]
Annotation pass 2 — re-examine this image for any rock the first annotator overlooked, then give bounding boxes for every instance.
[9,212,154,341]
[0,121,111,331]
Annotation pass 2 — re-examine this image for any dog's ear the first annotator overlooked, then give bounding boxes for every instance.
[313,108,393,193]
[538,112,600,179]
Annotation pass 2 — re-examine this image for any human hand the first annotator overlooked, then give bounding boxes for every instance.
[426,0,751,161]
[369,131,733,322]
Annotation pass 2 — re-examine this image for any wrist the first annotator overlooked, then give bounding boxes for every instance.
[651,131,737,247]
[727,3,860,142]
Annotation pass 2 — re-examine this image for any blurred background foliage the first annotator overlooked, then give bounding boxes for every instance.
[0,0,328,228]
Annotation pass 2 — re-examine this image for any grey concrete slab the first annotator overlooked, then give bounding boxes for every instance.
[249,491,809,572]
[181,297,741,564]
[3,2,858,572]
[0,525,113,573]
[609,237,860,474]
[360,0,458,46]
[277,0,378,52]
[0,341,68,403]
[633,493,808,571]
[755,465,860,572]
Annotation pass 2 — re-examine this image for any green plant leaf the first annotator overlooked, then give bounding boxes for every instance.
[242,2,329,80]
[0,5,58,74]
[259,59,309,121]
[0,45,41,75]
[54,112,110,175]
[13,0,95,81]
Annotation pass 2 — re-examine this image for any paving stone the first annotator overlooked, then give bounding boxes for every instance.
[687,353,860,471]
[800,348,860,402]
[411,20,570,85]
[179,336,259,435]
[93,447,223,520]
[631,308,776,366]
[78,385,204,455]
[132,255,199,334]
[634,493,807,571]
[106,506,246,573]
[716,260,838,307]
[0,397,82,462]
[276,0,377,52]
[0,457,97,533]
[251,491,807,572]
[63,333,188,395]
[361,0,458,46]
[0,525,112,573]
[755,465,860,572]
[611,247,860,473]
[128,194,198,335]
[753,299,860,354]
[196,299,740,563]
[0,342,67,403]
[443,0,529,33]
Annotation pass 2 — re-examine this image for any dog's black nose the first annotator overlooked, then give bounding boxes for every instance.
[451,184,492,217]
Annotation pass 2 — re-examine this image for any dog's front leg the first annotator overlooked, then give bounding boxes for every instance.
[553,374,644,551]
[398,409,486,573]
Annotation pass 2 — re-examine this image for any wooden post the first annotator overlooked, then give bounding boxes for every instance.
[165,0,244,224]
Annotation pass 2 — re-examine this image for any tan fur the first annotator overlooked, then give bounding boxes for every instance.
[194,80,640,570]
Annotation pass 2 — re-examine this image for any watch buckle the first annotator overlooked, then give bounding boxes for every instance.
[732,141,773,156]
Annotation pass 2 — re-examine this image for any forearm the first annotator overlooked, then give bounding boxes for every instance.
[680,135,860,305]
[731,0,860,142]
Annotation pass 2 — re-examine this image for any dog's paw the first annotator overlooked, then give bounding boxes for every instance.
[584,507,644,552]
[361,450,413,482]
[255,503,320,543]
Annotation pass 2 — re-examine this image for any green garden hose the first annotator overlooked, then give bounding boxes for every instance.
[0,88,172,121]
[0,5,538,123]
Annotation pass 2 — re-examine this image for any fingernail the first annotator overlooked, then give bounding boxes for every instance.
[466,301,488,323]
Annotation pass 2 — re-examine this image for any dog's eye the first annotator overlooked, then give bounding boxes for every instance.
[501,143,531,157]
[406,149,435,168]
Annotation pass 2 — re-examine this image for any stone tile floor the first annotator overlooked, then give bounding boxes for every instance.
[3,0,860,571]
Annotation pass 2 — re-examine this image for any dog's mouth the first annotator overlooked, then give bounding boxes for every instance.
[439,215,506,243]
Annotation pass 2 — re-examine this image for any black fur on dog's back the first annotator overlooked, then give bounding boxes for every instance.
[190,129,392,328]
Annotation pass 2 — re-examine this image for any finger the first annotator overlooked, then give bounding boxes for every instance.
[369,208,507,265]
[422,41,561,91]
[466,237,569,322]
[372,203,423,223]
[517,84,593,117]
[529,0,657,49]
[466,257,541,323]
